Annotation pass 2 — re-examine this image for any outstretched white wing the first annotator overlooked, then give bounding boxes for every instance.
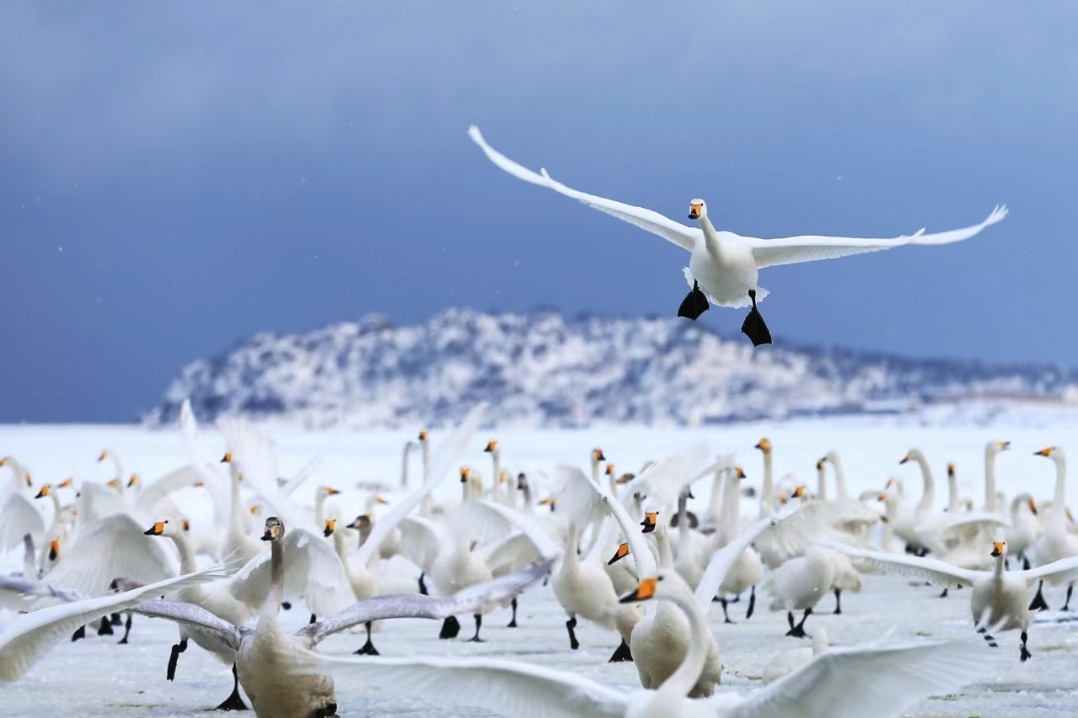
[829,544,981,588]
[293,650,626,718]
[0,567,230,682]
[747,205,1007,268]
[469,125,699,252]
[722,639,988,718]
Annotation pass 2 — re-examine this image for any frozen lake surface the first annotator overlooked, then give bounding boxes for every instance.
[3,420,1078,716]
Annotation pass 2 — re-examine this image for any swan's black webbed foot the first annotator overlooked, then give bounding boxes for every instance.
[354,621,380,655]
[439,615,461,639]
[939,587,949,599]
[118,613,133,644]
[832,588,843,614]
[71,625,86,642]
[110,612,123,626]
[1029,580,1050,611]
[418,572,429,595]
[746,586,756,620]
[467,613,484,642]
[785,608,811,638]
[720,598,736,624]
[96,616,114,636]
[1062,583,1074,611]
[741,289,772,346]
[506,597,519,628]
[166,637,188,681]
[566,616,580,650]
[1020,631,1032,662]
[677,280,710,320]
[216,665,248,711]
[608,638,633,663]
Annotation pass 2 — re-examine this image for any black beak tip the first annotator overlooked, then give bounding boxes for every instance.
[260,533,272,541]
[618,591,639,604]
[143,528,155,536]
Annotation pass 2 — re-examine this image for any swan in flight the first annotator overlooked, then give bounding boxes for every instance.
[468,125,1007,346]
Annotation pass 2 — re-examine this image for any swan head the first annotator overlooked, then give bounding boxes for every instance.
[48,539,59,562]
[608,542,630,565]
[97,450,108,463]
[323,518,336,537]
[992,440,1011,453]
[1034,446,1059,459]
[143,520,176,537]
[319,485,341,497]
[220,452,233,464]
[947,463,956,477]
[34,484,51,499]
[182,519,190,532]
[484,440,498,453]
[816,458,825,472]
[688,199,707,220]
[618,570,686,604]
[990,540,1006,558]
[640,510,659,534]
[1028,498,1038,516]
[459,466,471,483]
[348,514,372,531]
[261,516,284,542]
[592,448,606,463]
[418,429,428,442]
[754,437,772,453]
[735,467,747,479]
[127,474,139,489]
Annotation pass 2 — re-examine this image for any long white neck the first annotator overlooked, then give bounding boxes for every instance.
[591,455,602,486]
[827,451,848,500]
[676,492,690,548]
[910,452,935,513]
[420,439,430,482]
[719,472,742,545]
[984,444,999,513]
[697,214,724,263]
[562,521,581,573]
[947,468,960,513]
[260,537,284,623]
[816,464,828,503]
[228,464,248,540]
[649,582,711,707]
[992,551,1006,580]
[106,451,125,484]
[758,450,774,519]
[167,529,199,575]
[708,469,725,525]
[652,523,674,568]
[1052,454,1068,517]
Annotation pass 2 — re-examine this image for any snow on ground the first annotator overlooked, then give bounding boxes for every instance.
[3,420,1078,716]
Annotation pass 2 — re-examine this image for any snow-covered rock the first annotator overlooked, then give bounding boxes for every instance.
[145,308,1078,428]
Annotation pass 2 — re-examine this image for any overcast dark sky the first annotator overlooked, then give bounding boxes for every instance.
[2,1,1076,422]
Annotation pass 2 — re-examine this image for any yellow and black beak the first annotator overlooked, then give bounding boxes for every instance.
[58,478,73,488]
[418,430,428,441]
[999,441,1011,451]
[375,496,388,505]
[326,487,341,496]
[608,542,630,565]
[990,541,1005,558]
[641,511,658,534]
[221,452,233,463]
[947,463,955,477]
[899,453,911,465]
[127,474,139,488]
[97,450,108,463]
[24,473,32,488]
[620,577,658,603]
[1029,499,1038,516]
[34,486,49,499]
[1035,447,1053,457]
[484,440,497,453]
[143,521,167,536]
[793,485,806,498]
[688,203,701,220]
[48,539,59,561]
[459,467,471,483]
[182,519,190,532]
[735,467,747,480]
[594,449,606,462]
[323,519,336,537]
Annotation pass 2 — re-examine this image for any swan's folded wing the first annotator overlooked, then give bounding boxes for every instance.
[723,639,987,718]
[748,205,1007,269]
[300,558,552,645]
[0,567,229,682]
[133,599,241,652]
[829,544,980,588]
[45,514,178,596]
[469,125,699,252]
[295,652,626,718]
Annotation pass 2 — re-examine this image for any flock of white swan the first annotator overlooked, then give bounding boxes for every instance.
[2,403,1077,717]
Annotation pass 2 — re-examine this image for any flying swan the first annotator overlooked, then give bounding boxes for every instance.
[468,125,1007,346]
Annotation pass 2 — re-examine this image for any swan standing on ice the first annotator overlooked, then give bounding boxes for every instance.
[469,125,1008,346]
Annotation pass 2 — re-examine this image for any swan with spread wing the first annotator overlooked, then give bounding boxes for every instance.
[469,125,1007,347]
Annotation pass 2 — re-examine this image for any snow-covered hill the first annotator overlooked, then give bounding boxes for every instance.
[146,309,1078,428]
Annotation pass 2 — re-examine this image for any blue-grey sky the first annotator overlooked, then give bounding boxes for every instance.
[2,1,1075,422]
